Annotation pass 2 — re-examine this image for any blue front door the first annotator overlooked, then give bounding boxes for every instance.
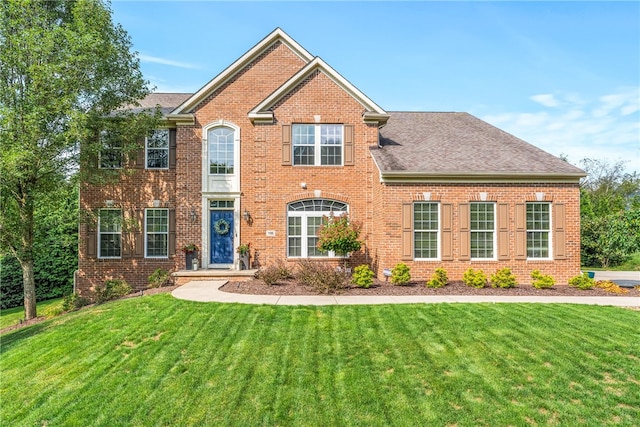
[210,210,234,265]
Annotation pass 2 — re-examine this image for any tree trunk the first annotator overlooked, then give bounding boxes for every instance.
[21,258,37,320]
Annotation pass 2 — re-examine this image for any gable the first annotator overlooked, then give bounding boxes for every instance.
[248,57,388,125]
[172,28,314,115]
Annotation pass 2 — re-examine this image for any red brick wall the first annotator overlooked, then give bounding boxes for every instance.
[370,180,582,285]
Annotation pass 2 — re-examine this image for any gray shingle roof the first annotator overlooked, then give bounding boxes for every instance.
[372,112,585,179]
[129,92,193,115]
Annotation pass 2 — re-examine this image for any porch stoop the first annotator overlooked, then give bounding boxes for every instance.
[172,269,258,286]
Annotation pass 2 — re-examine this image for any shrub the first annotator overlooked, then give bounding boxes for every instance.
[62,292,91,311]
[491,268,517,289]
[568,272,595,290]
[255,259,292,286]
[94,279,132,304]
[463,268,487,288]
[148,268,171,288]
[295,260,348,294]
[391,263,411,286]
[352,265,374,288]
[531,270,555,289]
[595,280,628,294]
[426,268,448,288]
[42,303,64,318]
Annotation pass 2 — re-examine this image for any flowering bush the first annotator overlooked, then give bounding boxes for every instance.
[317,213,362,257]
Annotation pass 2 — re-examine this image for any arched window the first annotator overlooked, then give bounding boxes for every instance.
[287,199,348,258]
[208,126,235,174]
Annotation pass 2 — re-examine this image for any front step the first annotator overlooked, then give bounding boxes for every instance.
[172,269,257,285]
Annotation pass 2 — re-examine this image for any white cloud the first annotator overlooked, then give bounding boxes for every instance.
[139,54,199,69]
[479,88,640,173]
[531,94,558,107]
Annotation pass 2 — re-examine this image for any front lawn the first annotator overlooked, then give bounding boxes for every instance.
[1,295,638,426]
[0,297,63,330]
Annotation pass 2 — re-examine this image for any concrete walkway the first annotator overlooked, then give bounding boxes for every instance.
[172,280,640,307]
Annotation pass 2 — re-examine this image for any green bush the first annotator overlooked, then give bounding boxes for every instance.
[62,292,91,311]
[568,273,595,290]
[295,260,348,294]
[490,268,517,288]
[94,279,132,304]
[462,268,487,289]
[148,268,171,288]
[391,263,411,286]
[531,270,555,289]
[426,268,448,288]
[351,265,374,288]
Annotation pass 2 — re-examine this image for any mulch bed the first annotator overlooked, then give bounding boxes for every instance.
[220,278,640,297]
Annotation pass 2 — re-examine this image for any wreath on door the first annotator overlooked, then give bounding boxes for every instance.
[213,218,230,235]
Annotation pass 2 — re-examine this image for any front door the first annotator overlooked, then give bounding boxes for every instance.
[210,210,234,266]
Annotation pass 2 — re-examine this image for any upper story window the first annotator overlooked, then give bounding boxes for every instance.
[146,129,169,169]
[98,209,122,258]
[527,203,551,258]
[287,199,348,258]
[292,124,343,166]
[208,126,234,174]
[99,130,122,169]
[470,202,495,259]
[414,202,439,259]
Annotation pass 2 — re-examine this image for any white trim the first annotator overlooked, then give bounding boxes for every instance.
[97,209,122,259]
[145,129,170,170]
[286,200,348,259]
[292,124,344,166]
[144,208,169,259]
[413,202,441,261]
[249,57,388,124]
[470,202,497,261]
[202,120,241,194]
[172,28,314,114]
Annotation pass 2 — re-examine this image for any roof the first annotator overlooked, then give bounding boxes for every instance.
[129,93,192,115]
[372,112,586,182]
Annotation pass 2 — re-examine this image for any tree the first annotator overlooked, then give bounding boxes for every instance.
[317,213,362,268]
[0,0,157,319]
[579,158,640,267]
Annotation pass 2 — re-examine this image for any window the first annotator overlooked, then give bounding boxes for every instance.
[470,202,495,259]
[287,199,348,257]
[99,130,122,169]
[146,129,169,169]
[208,126,234,174]
[414,202,439,259]
[292,124,343,166]
[527,203,550,258]
[146,209,169,258]
[98,209,121,258]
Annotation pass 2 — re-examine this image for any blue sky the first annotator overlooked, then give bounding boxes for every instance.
[111,1,639,172]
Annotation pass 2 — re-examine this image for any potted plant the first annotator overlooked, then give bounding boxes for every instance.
[182,244,199,270]
[237,243,251,270]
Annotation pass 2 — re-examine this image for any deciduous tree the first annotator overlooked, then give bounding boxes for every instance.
[0,0,157,319]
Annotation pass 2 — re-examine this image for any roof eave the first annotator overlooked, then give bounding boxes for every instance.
[379,171,586,184]
[165,113,195,125]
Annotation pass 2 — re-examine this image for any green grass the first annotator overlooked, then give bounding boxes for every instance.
[0,298,64,329]
[1,295,639,426]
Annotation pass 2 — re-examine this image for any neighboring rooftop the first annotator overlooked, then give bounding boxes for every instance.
[372,112,585,180]
[132,92,193,115]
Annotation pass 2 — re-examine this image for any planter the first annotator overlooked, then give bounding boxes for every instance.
[239,253,250,270]
[185,251,199,270]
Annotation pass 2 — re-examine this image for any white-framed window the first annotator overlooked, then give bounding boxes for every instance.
[527,203,551,258]
[146,129,169,169]
[145,209,169,258]
[414,202,439,259]
[208,126,234,174]
[292,124,343,166]
[470,202,495,259]
[287,199,348,257]
[98,209,122,258]
[99,130,122,169]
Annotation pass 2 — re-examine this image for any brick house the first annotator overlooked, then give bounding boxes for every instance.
[77,28,585,293]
